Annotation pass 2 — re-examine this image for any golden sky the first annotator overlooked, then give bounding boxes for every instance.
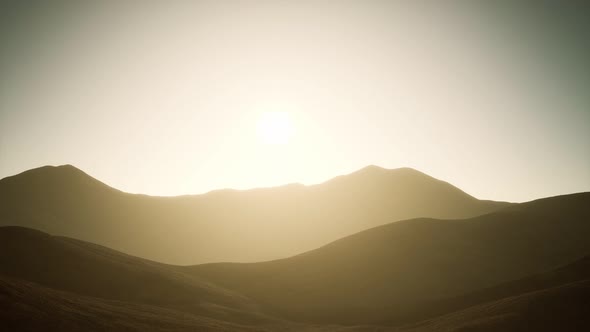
[1,1,589,202]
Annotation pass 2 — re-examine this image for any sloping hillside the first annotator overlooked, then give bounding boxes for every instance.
[0,275,269,332]
[0,165,509,264]
[186,193,590,324]
[406,280,590,332]
[398,255,590,326]
[0,226,274,326]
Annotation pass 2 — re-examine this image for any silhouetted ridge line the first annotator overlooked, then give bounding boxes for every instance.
[0,164,120,193]
[0,164,512,264]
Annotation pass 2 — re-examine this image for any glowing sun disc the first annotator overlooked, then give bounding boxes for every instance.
[257,112,294,145]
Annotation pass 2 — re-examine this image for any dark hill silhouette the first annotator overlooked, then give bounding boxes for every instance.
[0,164,510,264]
[406,280,590,332]
[397,255,590,330]
[0,275,270,332]
[403,254,590,332]
[185,193,590,324]
[0,226,275,326]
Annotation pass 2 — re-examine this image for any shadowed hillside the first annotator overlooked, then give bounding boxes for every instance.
[0,276,269,332]
[393,255,590,331]
[0,165,509,264]
[406,281,590,332]
[0,226,274,326]
[403,254,590,332]
[185,193,590,324]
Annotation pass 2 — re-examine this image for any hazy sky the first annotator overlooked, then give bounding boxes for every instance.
[1,0,589,202]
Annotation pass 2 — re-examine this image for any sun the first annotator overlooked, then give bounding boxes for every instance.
[256,112,295,145]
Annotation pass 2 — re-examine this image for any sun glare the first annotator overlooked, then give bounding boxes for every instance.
[256,112,294,145]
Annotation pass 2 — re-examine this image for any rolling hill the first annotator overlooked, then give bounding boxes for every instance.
[185,192,590,324]
[0,275,269,332]
[0,226,274,327]
[1,193,589,331]
[0,164,509,264]
[399,252,590,327]
[404,256,590,332]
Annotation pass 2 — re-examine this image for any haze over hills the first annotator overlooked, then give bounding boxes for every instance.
[2,1,588,330]
[185,192,590,324]
[1,193,589,331]
[0,164,510,264]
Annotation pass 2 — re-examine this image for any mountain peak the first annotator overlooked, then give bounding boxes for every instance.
[347,165,430,180]
[358,164,387,172]
[37,164,84,175]
[6,164,84,177]
[352,165,390,176]
[0,164,117,193]
[55,164,80,171]
[5,164,88,181]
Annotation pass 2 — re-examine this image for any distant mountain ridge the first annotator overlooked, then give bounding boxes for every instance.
[0,164,511,264]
